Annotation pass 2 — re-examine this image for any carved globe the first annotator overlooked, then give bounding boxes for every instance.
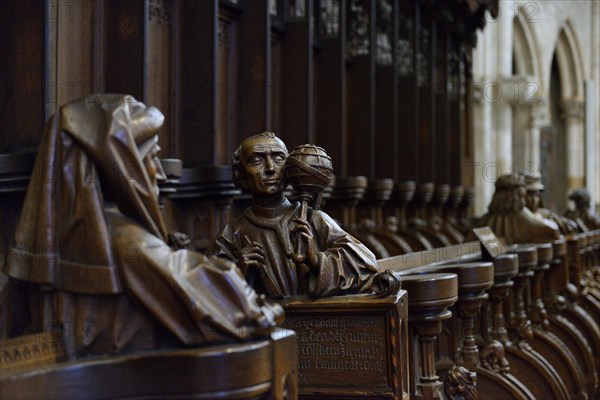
[285,144,333,193]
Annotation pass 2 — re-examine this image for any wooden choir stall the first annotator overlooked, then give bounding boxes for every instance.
[2,1,599,399]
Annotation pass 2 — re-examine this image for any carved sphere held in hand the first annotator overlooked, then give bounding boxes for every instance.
[285,144,333,194]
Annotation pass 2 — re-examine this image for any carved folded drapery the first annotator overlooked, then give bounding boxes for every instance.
[4,95,283,357]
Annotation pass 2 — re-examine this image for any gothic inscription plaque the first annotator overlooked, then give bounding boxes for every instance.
[280,292,409,399]
[284,314,387,386]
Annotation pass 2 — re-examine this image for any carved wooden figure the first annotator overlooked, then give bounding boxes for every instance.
[469,174,561,244]
[564,188,600,231]
[0,95,296,400]
[209,133,379,297]
[524,173,578,235]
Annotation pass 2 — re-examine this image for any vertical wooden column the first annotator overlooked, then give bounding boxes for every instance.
[402,273,458,400]
[417,5,434,183]
[314,0,346,175]
[346,0,376,179]
[0,0,46,152]
[448,35,462,186]
[396,1,417,181]
[437,262,494,372]
[52,0,96,110]
[146,0,173,157]
[434,16,448,184]
[215,1,244,165]
[104,0,145,100]
[280,0,314,149]
[461,43,475,187]
[175,0,218,165]
[374,0,396,180]
[238,0,271,135]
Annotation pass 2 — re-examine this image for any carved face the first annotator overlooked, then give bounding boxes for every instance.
[143,143,167,200]
[526,190,541,212]
[239,136,287,197]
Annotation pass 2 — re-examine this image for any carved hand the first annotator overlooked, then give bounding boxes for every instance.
[238,238,265,275]
[292,218,319,269]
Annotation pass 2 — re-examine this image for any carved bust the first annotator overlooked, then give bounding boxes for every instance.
[564,188,600,230]
[209,133,379,298]
[3,95,283,359]
[524,172,577,234]
[469,174,561,244]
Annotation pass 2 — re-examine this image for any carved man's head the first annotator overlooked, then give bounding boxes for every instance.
[488,174,526,214]
[524,172,544,212]
[569,188,591,210]
[232,132,289,198]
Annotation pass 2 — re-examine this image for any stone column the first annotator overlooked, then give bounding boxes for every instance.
[494,11,514,176]
[527,98,545,171]
[562,97,585,190]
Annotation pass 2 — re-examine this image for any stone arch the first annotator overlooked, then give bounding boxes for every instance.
[512,13,541,80]
[545,20,586,210]
[511,13,544,175]
[554,20,585,99]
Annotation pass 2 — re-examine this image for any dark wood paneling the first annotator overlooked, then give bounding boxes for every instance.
[314,0,347,176]
[177,0,218,166]
[238,0,271,136]
[216,7,241,165]
[346,0,376,179]
[280,0,314,150]
[0,0,46,153]
[434,21,448,184]
[449,35,461,185]
[104,0,145,100]
[396,1,417,181]
[374,0,396,180]
[417,6,433,183]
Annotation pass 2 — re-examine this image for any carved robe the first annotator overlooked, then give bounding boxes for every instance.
[209,199,378,297]
[4,95,281,357]
[470,207,561,245]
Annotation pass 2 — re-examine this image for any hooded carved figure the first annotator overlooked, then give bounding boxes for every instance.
[3,94,283,358]
[468,174,561,244]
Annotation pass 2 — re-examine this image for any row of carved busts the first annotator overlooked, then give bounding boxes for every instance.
[2,94,599,400]
[470,173,599,246]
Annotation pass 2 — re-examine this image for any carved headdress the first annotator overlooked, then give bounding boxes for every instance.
[5,94,167,293]
[4,95,282,354]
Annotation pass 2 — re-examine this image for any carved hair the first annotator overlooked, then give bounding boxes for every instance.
[569,188,591,209]
[488,175,526,214]
[231,132,288,188]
